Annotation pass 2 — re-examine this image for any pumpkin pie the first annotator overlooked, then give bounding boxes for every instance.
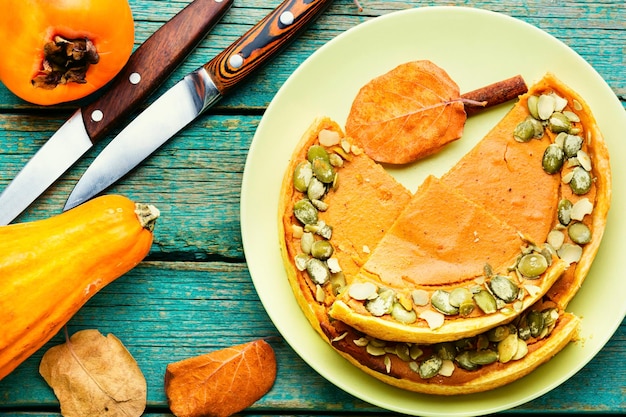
[278,73,610,394]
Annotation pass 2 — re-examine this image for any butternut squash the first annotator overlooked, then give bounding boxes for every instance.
[0,195,160,380]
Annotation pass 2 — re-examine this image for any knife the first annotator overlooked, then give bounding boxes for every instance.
[0,0,233,225]
[64,0,334,211]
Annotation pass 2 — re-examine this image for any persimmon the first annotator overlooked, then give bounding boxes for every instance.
[0,0,134,105]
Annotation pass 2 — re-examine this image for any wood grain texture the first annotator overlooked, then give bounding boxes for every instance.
[0,0,624,416]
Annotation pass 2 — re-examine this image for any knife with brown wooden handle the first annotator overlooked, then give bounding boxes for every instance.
[64,0,334,211]
[0,0,233,224]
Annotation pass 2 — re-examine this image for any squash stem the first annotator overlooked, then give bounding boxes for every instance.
[134,204,160,232]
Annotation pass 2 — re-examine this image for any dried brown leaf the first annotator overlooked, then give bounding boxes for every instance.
[345,60,467,164]
[39,329,146,417]
[165,339,277,417]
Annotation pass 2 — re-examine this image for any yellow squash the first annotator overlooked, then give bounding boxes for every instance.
[0,195,160,380]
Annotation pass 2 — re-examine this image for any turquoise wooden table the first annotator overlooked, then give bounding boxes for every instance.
[0,1,624,415]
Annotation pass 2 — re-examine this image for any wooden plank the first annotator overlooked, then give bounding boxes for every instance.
[0,261,623,414]
[0,1,624,415]
[0,1,623,110]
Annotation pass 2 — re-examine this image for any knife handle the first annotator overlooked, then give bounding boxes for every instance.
[82,0,233,144]
[204,0,333,96]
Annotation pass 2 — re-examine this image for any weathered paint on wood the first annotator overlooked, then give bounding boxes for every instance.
[0,0,624,415]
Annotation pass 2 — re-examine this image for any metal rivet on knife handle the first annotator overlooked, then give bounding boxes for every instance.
[204,0,333,96]
[129,72,142,85]
[91,110,104,122]
[229,54,244,69]
[280,11,295,25]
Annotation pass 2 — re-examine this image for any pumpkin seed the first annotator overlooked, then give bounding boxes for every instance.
[365,289,395,316]
[294,253,309,271]
[310,240,334,260]
[449,288,472,307]
[547,229,565,250]
[419,309,445,329]
[563,110,581,123]
[527,310,545,338]
[455,351,480,371]
[318,129,341,146]
[537,94,556,120]
[542,144,565,174]
[396,344,412,362]
[557,198,573,225]
[431,290,460,315]
[330,272,346,295]
[468,349,498,365]
[543,308,559,333]
[312,157,336,184]
[568,222,592,245]
[304,220,332,239]
[410,345,424,360]
[300,232,314,254]
[391,302,417,324]
[577,150,592,171]
[552,92,568,112]
[310,198,328,212]
[488,275,520,303]
[529,117,545,138]
[306,258,330,285]
[487,325,511,342]
[294,199,318,225]
[366,344,386,356]
[434,342,457,360]
[517,317,531,341]
[306,177,326,200]
[473,290,498,314]
[548,112,571,133]
[527,95,540,119]
[328,153,344,167]
[418,355,443,379]
[497,333,519,363]
[293,161,313,192]
[512,338,529,360]
[476,334,490,351]
[513,118,535,142]
[439,359,455,377]
[563,134,583,158]
[570,198,593,221]
[348,282,378,300]
[569,167,592,194]
[411,289,430,306]
[554,131,568,148]
[315,284,325,302]
[353,337,369,347]
[307,145,329,163]
[458,301,475,317]
[517,253,548,278]
[454,338,473,351]
[558,243,583,265]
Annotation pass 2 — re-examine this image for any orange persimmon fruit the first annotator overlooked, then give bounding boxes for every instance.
[0,0,135,105]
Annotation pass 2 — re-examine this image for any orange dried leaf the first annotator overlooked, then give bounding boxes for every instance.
[39,329,147,417]
[345,60,467,164]
[165,339,277,417]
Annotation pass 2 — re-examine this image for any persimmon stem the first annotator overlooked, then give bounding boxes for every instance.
[32,35,100,89]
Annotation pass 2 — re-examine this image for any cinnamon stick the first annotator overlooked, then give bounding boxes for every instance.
[461,75,528,116]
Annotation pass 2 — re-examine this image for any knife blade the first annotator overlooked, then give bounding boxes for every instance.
[0,0,233,225]
[64,0,334,211]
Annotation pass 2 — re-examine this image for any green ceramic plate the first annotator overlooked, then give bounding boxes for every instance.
[241,6,625,416]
